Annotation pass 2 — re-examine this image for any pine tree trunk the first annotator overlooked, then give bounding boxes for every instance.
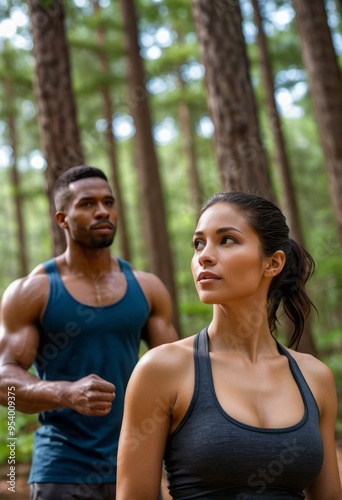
[251,0,303,242]
[3,76,29,277]
[178,75,203,211]
[94,0,131,262]
[251,0,317,356]
[191,0,273,201]
[27,0,84,256]
[292,0,342,247]
[118,0,181,335]
[9,157,29,278]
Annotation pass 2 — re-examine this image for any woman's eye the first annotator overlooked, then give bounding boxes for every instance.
[221,235,235,244]
[193,239,205,250]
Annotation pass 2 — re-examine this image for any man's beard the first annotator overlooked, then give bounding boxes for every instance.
[89,226,116,248]
[89,233,115,248]
[88,222,116,248]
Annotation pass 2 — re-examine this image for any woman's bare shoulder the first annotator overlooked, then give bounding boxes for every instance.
[127,336,195,392]
[138,336,195,372]
[125,336,196,419]
[284,346,336,410]
[286,347,332,378]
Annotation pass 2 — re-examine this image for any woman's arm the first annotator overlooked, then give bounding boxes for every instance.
[116,344,179,500]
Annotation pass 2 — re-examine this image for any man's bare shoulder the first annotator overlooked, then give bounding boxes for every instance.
[131,268,161,286]
[2,264,49,310]
[131,268,171,305]
[29,261,49,276]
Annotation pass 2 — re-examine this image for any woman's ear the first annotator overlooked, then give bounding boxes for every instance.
[264,250,286,277]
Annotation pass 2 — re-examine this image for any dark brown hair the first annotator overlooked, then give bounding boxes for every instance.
[53,165,108,211]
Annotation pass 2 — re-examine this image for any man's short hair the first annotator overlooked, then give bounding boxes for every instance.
[53,165,108,211]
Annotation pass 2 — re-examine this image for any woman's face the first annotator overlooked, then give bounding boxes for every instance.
[191,202,269,306]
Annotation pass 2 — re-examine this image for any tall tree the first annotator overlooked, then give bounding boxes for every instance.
[178,78,203,210]
[6,119,29,278]
[191,0,273,200]
[292,0,342,247]
[251,0,303,242]
[138,0,204,209]
[3,44,29,277]
[118,0,181,334]
[93,0,131,261]
[251,0,316,356]
[27,0,84,255]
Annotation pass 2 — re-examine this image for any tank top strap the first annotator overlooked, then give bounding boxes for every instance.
[276,342,319,413]
[117,257,133,277]
[43,259,62,302]
[43,258,58,276]
[196,327,209,357]
[117,258,149,305]
[194,327,214,400]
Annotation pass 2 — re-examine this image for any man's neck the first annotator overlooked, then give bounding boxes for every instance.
[59,248,117,277]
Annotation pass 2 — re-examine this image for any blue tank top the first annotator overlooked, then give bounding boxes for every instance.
[29,258,150,484]
[164,328,323,499]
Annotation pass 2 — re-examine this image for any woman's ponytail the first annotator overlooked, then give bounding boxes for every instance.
[268,238,317,349]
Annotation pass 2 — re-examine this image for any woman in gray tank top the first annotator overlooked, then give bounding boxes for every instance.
[117,192,342,500]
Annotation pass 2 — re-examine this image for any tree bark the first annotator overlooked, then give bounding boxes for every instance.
[191,0,274,201]
[3,72,29,277]
[251,0,303,242]
[93,0,131,262]
[178,74,203,211]
[27,0,84,256]
[118,0,181,334]
[335,0,342,12]
[251,0,317,356]
[292,0,342,248]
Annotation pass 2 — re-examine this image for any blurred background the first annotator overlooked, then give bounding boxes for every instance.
[0,0,341,484]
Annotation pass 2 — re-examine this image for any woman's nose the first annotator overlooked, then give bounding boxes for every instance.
[197,245,216,266]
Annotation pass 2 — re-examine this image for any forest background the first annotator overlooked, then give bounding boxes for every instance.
[0,0,342,469]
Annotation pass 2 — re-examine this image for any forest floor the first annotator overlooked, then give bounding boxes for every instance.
[1,442,342,499]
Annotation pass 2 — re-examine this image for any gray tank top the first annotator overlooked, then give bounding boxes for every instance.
[164,328,323,499]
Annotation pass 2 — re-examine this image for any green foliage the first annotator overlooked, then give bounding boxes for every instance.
[0,407,37,463]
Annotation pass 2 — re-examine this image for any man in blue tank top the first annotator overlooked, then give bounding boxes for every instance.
[0,165,178,499]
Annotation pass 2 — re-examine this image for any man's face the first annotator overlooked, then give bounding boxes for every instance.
[63,177,117,248]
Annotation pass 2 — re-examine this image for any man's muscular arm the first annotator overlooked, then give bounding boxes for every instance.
[137,272,179,348]
[0,276,115,415]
